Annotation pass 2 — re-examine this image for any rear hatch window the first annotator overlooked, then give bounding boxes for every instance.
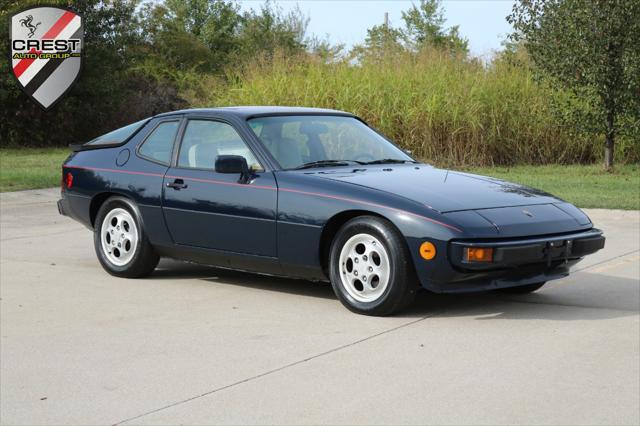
[85,119,149,146]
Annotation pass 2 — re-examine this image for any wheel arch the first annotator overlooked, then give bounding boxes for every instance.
[318,209,410,274]
[89,191,136,229]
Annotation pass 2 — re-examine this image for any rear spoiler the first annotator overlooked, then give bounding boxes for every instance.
[69,140,125,152]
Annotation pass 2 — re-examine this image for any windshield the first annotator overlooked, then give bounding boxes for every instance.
[248,115,413,169]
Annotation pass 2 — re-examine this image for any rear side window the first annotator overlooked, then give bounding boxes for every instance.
[86,119,148,146]
[138,121,180,165]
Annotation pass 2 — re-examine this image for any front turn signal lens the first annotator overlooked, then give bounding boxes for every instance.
[419,241,437,260]
[465,247,493,262]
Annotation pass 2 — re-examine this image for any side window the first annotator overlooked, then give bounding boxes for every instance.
[178,120,262,171]
[138,121,180,165]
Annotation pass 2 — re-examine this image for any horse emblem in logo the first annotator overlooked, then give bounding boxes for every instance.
[10,7,83,110]
[19,15,41,38]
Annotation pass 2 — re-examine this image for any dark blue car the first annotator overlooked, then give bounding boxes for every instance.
[58,107,605,315]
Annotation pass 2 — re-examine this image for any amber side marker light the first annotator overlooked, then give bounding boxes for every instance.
[419,241,437,260]
[465,247,493,262]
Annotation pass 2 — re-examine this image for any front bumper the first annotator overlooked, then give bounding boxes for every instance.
[413,229,605,293]
[450,228,605,271]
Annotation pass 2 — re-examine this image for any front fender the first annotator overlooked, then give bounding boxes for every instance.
[274,172,466,283]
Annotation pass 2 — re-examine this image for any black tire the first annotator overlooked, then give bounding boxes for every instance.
[498,282,546,294]
[329,216,417,316]
[93,196,159,278]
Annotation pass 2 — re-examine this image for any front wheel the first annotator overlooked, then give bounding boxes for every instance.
[329,216,417,316]
[93,197,159,278]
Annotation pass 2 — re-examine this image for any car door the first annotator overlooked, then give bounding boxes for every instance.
[161,118,278,257]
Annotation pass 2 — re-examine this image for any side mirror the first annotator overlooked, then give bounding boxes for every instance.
[215,155,251,183]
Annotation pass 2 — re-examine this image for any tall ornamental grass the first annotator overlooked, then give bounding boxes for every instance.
[208,50,631,167]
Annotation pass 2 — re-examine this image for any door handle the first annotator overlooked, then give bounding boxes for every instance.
[166,179,188,190]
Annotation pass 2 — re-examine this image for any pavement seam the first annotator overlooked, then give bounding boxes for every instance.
[497,251,640,311]
[0,200,57,208]
[0,227,86,242]
[572,249,639,273]
[113,313,438,425]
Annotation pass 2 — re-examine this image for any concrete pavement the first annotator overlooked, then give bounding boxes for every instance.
[1,188,638,425]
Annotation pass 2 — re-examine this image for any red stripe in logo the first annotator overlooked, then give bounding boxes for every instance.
[41,10,76,39]
[12,48,40,78]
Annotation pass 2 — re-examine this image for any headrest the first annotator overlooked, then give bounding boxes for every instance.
[299,122,329,135]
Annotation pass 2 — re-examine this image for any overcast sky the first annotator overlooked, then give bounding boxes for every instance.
[237,0,516,57]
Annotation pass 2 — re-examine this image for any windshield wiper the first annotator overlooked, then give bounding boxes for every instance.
[360,158,416,165]
[293,160,362,170]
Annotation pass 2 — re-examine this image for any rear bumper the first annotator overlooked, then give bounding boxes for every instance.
[57,198,67,216]
[413,229,605,293]
[57,191,92,229]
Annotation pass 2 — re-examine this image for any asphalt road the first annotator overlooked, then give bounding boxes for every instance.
[1,188,638,426]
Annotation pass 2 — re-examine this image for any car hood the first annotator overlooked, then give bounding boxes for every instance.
[311,165,561,213]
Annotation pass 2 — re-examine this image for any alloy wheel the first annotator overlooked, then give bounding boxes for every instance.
[338,233,391,303]
[100,208,138,266]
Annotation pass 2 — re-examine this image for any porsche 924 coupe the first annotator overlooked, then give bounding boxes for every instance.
[58,107,605,315]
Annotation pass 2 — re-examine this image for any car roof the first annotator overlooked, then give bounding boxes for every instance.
[154,106,355,120]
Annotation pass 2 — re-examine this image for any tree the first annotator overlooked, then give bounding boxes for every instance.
[351,1,468,62]
[508,0,640,169]
[401,0,468,55]
[237,1,308,59]
[359,22,405,59]
[139,0,241,72]
[349,13,405,63]
[307,35,345,63]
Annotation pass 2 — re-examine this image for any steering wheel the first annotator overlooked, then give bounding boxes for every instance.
[352,153,376,163]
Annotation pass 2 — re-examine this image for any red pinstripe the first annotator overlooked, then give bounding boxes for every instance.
[64,165,462,232]
[278,187,462,232]
[164,174,277,190]
[64,164,164,177]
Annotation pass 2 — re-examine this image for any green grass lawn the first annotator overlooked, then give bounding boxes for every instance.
[465,164,639,210]
[1,148,638,210]
[0,148,69,193]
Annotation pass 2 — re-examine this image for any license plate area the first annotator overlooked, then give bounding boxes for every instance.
[542,240,573,266]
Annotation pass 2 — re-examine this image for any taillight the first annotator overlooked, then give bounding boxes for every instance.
[65,172,73,189]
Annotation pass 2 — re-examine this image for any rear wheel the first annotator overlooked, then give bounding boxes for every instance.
[93,197,159,278]
[498,282,546,294]
[329,216,417,316]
